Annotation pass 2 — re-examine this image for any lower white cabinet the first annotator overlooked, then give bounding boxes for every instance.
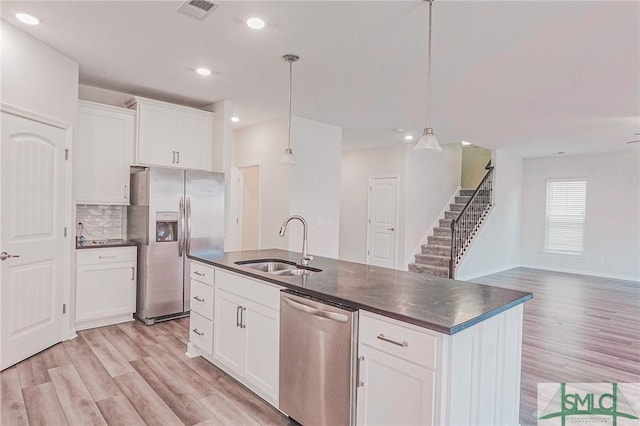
[186,265,282,407]
[75,246,137,330]
[189,261,215,354]
[356,307,524,426]
[357,312,437,426]
[212,269,281,406]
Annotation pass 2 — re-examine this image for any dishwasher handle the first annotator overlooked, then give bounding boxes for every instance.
[282,296,349,322]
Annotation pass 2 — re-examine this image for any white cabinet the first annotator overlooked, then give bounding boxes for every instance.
[357,307,525,426]
[189,261,215,354]
[212,269,282,406]
[74,101,134,205]
[75,246,137,330]
[129,97,213,171]
[357,345,435,426]
[357,311,437,426]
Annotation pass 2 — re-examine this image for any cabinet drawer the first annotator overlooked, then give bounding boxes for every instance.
[359,311,439,370]
[191,279,214,320]
[190,261,215,286]
[190,311,213,354]
[76,246,136,266]
[216,269,282,310]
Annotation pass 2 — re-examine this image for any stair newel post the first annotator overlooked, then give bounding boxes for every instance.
[449,219,455,278]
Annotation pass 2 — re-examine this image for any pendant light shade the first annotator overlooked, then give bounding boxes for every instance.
[280,54,300,165]
[415,0,442,152]
[415,127,441,151]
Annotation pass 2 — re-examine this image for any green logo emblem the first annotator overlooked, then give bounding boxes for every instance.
[539,383,639,426]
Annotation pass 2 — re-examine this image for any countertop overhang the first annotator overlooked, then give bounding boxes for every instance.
[188,249,532,335]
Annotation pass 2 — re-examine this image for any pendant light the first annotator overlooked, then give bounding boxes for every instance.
[281,54,300,165]
[414,0,442,151]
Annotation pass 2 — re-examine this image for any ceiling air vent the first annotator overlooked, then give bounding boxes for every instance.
[177,0,220,20]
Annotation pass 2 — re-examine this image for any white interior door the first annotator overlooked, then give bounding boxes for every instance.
[1,112,67,370]
[366,177,398,269]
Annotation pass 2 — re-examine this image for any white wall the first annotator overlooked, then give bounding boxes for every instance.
[339,145,408,265]
[404,143,462,268]
[457,150,523,280]
[233,116,342,258]
[1,21,79,124]
[234,118,291,251]
[288,117,342,258]
[519,151,640,281]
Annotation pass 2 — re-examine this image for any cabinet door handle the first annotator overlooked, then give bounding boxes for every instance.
[176,151,180,164]
[193,295,204,302]
[240,307,247,329]
[193,270,204,277]
[124,184,128,200]
[356,356,365,387]
[236,305,242,327]
[192,328,204,336]
[98,255,116,259]
[131,267,135,281]
[172,151,176,163]
[376,333,408,347]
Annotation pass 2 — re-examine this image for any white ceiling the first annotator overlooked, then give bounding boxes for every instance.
[2,1,639,157]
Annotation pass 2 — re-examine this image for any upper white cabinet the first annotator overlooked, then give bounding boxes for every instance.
[128,97,213,171]
[74,101,134,205]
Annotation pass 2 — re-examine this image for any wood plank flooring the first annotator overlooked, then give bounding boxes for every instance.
[1,318,294,426]
[471,267,640,426]
[1,268,638,425]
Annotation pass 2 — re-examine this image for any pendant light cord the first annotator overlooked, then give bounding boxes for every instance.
[427,0,433,129]
[287,59,293,150]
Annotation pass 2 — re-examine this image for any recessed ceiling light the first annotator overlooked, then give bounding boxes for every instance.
[404,135,414,141]
[196,67,211,76]
[16,12,40,25]
[246,17,265,30]
[231,116,240,123]
[460,141,472,146]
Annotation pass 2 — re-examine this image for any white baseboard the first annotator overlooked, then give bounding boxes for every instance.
[519,263,640,283]
[456,264,520,281]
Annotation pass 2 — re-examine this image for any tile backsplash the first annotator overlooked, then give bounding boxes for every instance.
[76,205,126,240]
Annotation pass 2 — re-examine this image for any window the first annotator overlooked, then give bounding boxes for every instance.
[545,179,587,254]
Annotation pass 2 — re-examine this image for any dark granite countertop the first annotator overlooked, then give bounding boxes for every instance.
[76,239,137,250]
[188,249,532,335]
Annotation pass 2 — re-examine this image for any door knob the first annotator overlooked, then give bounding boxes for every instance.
[0,251,20,261]
[387,227,395,231]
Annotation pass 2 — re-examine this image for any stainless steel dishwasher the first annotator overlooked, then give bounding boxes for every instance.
[280,291,358,426]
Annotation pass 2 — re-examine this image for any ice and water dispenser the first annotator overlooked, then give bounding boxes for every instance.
[155,212,178,242]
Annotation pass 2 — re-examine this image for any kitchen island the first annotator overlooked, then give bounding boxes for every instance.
[187,249,532,425]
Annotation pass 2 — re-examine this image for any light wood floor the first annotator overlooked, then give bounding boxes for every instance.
[1,318,294,426]
[472,267,640,426]
[2,268,638,426]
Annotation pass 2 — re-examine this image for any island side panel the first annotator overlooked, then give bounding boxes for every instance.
[440,304,523,426]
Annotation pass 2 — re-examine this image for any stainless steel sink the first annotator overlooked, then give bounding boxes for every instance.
[235,259,321,276]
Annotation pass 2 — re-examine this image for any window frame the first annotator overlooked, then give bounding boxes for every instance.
[543,178,587,256]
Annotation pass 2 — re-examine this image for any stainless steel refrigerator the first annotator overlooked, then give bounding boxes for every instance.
[128,167,224,325]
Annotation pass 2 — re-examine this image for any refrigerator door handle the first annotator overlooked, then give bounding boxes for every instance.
[178,196,185,257]
[186,196,192,255]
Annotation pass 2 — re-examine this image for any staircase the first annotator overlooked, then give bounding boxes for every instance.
[408,189,475,278]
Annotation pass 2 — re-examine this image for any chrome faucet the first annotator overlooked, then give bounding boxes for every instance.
[279,215,313,266]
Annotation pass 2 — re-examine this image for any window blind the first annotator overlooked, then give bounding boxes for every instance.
[545,179,587,253]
